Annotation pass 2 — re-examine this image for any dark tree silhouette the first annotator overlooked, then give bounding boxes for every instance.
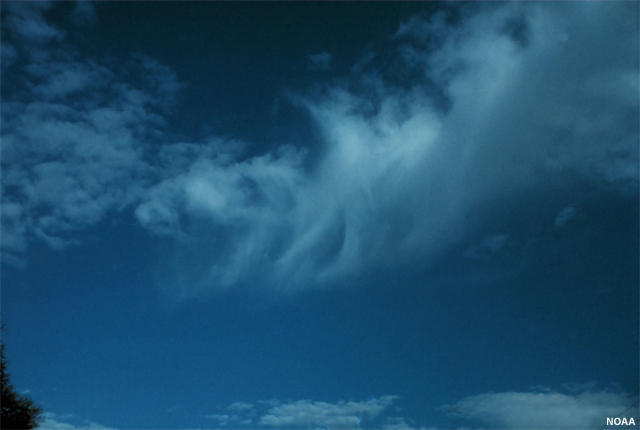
[1,323,43,429]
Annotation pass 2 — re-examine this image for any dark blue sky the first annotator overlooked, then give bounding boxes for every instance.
[1,2,638,429]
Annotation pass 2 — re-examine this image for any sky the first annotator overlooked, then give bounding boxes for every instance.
[1,1,639,429]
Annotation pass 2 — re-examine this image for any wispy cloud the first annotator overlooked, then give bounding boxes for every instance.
[39,412,117,430]
[2,2,637,298]
[1,3,180,264]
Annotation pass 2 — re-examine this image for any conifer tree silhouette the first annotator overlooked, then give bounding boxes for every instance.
[1,322,43,429]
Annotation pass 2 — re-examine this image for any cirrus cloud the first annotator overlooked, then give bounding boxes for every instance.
[2,1,637,299]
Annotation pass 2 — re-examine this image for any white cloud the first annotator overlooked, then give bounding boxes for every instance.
[1,3,180,265]
[207,396,401,430]
[39,412,117,430]
[442,388,639,429]
[206,389,638,430]
[1,91,154,255]
[264,0,636,286]
[414,2,638,192]
[272,1,635,291]
[259,396,398,429]
[2,2,636,298]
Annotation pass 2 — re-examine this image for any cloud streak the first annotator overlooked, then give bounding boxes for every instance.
[2,2,637,298]
[152,1,637,297]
